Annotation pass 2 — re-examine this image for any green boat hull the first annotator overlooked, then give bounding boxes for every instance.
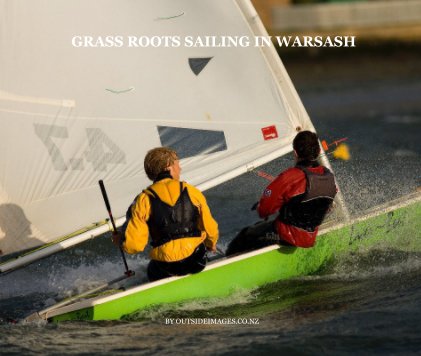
[44,193,421,322]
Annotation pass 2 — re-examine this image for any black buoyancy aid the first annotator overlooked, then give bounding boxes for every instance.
[146,182,201,247]
[278,165,337,232]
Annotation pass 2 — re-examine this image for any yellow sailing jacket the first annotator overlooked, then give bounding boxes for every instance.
[123,178,219,262]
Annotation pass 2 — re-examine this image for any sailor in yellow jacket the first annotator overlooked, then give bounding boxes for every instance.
[113,147,219,281]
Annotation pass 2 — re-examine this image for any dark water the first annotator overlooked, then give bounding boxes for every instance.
[1,43,421,355]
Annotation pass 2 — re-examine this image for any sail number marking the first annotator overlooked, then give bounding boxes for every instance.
[34,124,126,172]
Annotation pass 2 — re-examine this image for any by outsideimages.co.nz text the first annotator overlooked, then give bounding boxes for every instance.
[165,318,260,325]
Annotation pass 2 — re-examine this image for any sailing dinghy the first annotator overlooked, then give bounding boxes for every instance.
[0,0,419,322]
[28,191,421,322]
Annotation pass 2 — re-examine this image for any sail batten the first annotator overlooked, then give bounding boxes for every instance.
[1,0,316,272]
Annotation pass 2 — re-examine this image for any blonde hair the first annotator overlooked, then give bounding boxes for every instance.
[144,147,178,181]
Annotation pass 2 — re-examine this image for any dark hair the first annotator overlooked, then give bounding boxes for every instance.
[293,131,320,161]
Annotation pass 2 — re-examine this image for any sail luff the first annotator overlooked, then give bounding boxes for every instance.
[236,0,350,219]
[235,0,315,132]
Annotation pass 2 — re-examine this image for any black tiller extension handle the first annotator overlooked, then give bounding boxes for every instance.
[99,180,134,276]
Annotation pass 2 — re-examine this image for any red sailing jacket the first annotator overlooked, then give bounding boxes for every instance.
[257,165,334,248]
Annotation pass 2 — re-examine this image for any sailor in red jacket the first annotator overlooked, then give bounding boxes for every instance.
[226,131,337,255]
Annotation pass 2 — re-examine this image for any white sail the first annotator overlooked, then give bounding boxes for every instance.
[0,0,314,272]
